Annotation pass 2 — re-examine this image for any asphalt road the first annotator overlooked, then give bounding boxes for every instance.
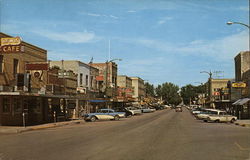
[0,108,250,160]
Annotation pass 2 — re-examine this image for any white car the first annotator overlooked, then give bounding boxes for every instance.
[196,109,224,120]
[126,107,142,115]
[206,113,237,123]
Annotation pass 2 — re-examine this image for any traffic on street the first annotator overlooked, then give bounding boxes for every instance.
[0,107,249,160]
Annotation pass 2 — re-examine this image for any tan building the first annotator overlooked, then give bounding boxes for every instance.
[209,79,231,102]
[130,77,145,102]
[90,62,118,98]
[117,75,134,101]
[0,32,49,126]
[234,51,250,81]
[232,51,250,119]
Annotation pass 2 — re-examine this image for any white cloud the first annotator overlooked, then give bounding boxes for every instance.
[127,10,136,13]
[87,13,102,17]
[84,12,119,19]
[158,16,173,25]
[32,30,98,43]
[127,30,249,60]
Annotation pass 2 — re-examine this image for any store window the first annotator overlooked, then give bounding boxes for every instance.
[3,97,11,113]
[80,73,83,85]
[86,75,89,86]
[0,55,3,73]
[13,59,19,76]
[13,98,22,113]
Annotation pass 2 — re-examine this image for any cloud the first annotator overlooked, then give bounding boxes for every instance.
[32,30,99,43]
[157,16,173,25]
[87,13,102,17]
[127,10,136,13]
[84,12,119,19]
[124,30,249,61]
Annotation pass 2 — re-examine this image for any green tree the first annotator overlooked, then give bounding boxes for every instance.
[145,82,155,97]
[156,82,182,105]
[180,84,206,105]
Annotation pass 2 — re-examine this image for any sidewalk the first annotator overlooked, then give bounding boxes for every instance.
[235,120,250,127]
[0,120,85,134]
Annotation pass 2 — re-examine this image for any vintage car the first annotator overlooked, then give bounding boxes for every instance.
[83,109,125,122]
[196,109,223,120]
[140,107,153,113]
[205,112,237,123]
[126,107,142,115]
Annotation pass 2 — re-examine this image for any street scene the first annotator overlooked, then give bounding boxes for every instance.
[1,108,250,160]
[0,0,250,160]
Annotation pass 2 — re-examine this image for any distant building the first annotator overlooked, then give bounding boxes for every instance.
[49,60,97,93]
[117,75,134,102]
[130,77,145,102]
[90,62,118,98]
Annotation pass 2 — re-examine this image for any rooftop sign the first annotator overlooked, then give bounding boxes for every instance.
[1,37,21,46]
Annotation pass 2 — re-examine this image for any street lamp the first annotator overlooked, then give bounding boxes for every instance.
[226,21,250,29]
[200,71,212,79]
[105,58,122,96]
[200,71,213,107]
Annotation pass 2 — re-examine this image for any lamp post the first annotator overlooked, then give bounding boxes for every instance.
[200,71,213,107]
[105,58,122,97]
[227,21,250,29]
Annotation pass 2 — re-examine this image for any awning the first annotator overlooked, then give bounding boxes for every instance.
[88,100,107,103]
[232,98,250,105]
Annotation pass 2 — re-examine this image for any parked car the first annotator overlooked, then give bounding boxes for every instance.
[139,106,153,113]
[114,108,133,118]
[205,112,237,123]
[196,109,222,120]
[191,107,204,115]
[126,107,142,115]
[175,107,182,112]
[83,109,125,122]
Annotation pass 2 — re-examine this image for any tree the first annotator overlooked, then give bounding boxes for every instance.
[145,82,155,97]
[180,84,206,105]
[156,82,182,105]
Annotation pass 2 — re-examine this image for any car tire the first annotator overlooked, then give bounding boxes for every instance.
[215,119,220,123]
[114,115,120,121]
[90,116,97,122]
[230,118,236,123]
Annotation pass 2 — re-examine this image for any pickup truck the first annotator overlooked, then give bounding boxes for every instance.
[83,109,125,122]
[205,113,237,123]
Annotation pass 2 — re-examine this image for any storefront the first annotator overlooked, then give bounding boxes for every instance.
[232,98,250,119]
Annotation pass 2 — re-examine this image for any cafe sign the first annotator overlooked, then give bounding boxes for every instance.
[232,82,246,88]
[1,37,21,46]
[0,37,25,53]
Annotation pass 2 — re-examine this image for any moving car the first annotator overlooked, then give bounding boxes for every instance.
[83,109,125,122]
[175,107,182,112]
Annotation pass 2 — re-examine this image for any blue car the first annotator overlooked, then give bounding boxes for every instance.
[83,109,126,122]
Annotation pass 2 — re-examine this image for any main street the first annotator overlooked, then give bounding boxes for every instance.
[0,108,250,160]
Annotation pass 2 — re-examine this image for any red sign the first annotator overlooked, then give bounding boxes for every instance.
[96,76,104,81]
[0,45,25,53]
[26,63,48,70]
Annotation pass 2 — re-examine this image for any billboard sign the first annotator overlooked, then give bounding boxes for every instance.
[232,82,246,88]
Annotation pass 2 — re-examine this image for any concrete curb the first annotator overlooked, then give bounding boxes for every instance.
[0,120,84,134]
[235,122,250,127]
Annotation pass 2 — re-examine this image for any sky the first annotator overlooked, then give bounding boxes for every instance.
[0,0,249,87]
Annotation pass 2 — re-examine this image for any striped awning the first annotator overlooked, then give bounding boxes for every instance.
[232,98,250,105]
